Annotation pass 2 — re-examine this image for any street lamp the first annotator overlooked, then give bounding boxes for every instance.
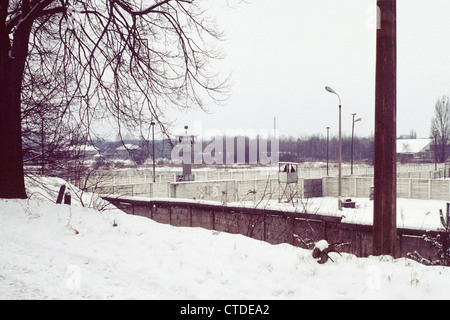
[434,130,438,171]
[326,126,330,176]
[151,121,156,182]
[351,113,362,175]
[325,86,342,210]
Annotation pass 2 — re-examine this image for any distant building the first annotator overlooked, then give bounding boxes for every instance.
[115,144,142,161]
[396,138,433,160]
[58,144,100,160]
[116,143,140,152]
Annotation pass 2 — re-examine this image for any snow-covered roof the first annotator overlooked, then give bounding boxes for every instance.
[397,139,432,154]
[117,144,140,151]
[59,145,99,152]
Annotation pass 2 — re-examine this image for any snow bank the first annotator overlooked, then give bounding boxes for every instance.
[1,196,450,300]
[25,175,111,210]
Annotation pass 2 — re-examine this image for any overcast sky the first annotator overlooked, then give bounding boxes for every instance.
[166,0,450,139]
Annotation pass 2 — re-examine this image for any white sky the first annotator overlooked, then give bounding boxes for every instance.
[167,0,450,139]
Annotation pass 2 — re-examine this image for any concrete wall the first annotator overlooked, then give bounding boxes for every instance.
[104,197,441,260]
[170,180,237,203]
[95,174,450,202]
[323,176,450,201]
[74,163,450,189]
[95,178,323,203]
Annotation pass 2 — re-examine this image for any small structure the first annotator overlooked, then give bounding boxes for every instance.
[341,198,356,208]
[278,162,299,203]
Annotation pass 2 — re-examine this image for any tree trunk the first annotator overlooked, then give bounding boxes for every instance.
[373,0,397,256]
[0,21,31,199]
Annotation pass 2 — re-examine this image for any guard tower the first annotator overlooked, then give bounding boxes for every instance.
[278,161,299,203]
[176,125,197,182]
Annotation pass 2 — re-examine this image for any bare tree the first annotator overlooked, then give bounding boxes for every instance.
[21,65,88,178]
[431,95,450,163]
[0,0,229,199]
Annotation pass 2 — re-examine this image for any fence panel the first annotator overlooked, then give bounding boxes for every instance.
[430,180,450,200]
[397,179,410,198]
[411,179,429,200]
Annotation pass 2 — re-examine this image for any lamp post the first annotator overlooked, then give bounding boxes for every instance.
[151,121,156,182]
[326,126,330,176]
[434,130,438,171]
[325,86,342,210]
[351,113,362,175]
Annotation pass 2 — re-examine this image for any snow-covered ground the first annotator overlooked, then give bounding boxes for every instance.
[242,196,447,231]
[1,177,450,300]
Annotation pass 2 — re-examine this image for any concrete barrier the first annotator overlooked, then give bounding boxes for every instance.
[323,176,450,201]
[103,196,441,260]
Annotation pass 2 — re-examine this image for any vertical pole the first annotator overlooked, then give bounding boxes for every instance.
[435,130,438,171]
[41,115,45,175]
[151,121,156,182]
[351,113,356,175]
[326,127,330,176]
[338,104,342,210]
[373,0,397,256]
[325,86,341,209]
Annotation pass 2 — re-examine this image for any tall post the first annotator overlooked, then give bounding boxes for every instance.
[151,121,156,182]
[325,86,342,210]
[41,115,45,176]
[434,130,438,171]
[338,103,342,210]
[373,0,397,256]
[351,113,356,175]
[326,126,330,176]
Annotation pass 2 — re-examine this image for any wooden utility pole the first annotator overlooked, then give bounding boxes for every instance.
[373,0,397,256]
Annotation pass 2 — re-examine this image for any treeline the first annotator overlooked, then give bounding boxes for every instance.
[278,135,374,163]
[25,133,375,171]
[91,134,375,165]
